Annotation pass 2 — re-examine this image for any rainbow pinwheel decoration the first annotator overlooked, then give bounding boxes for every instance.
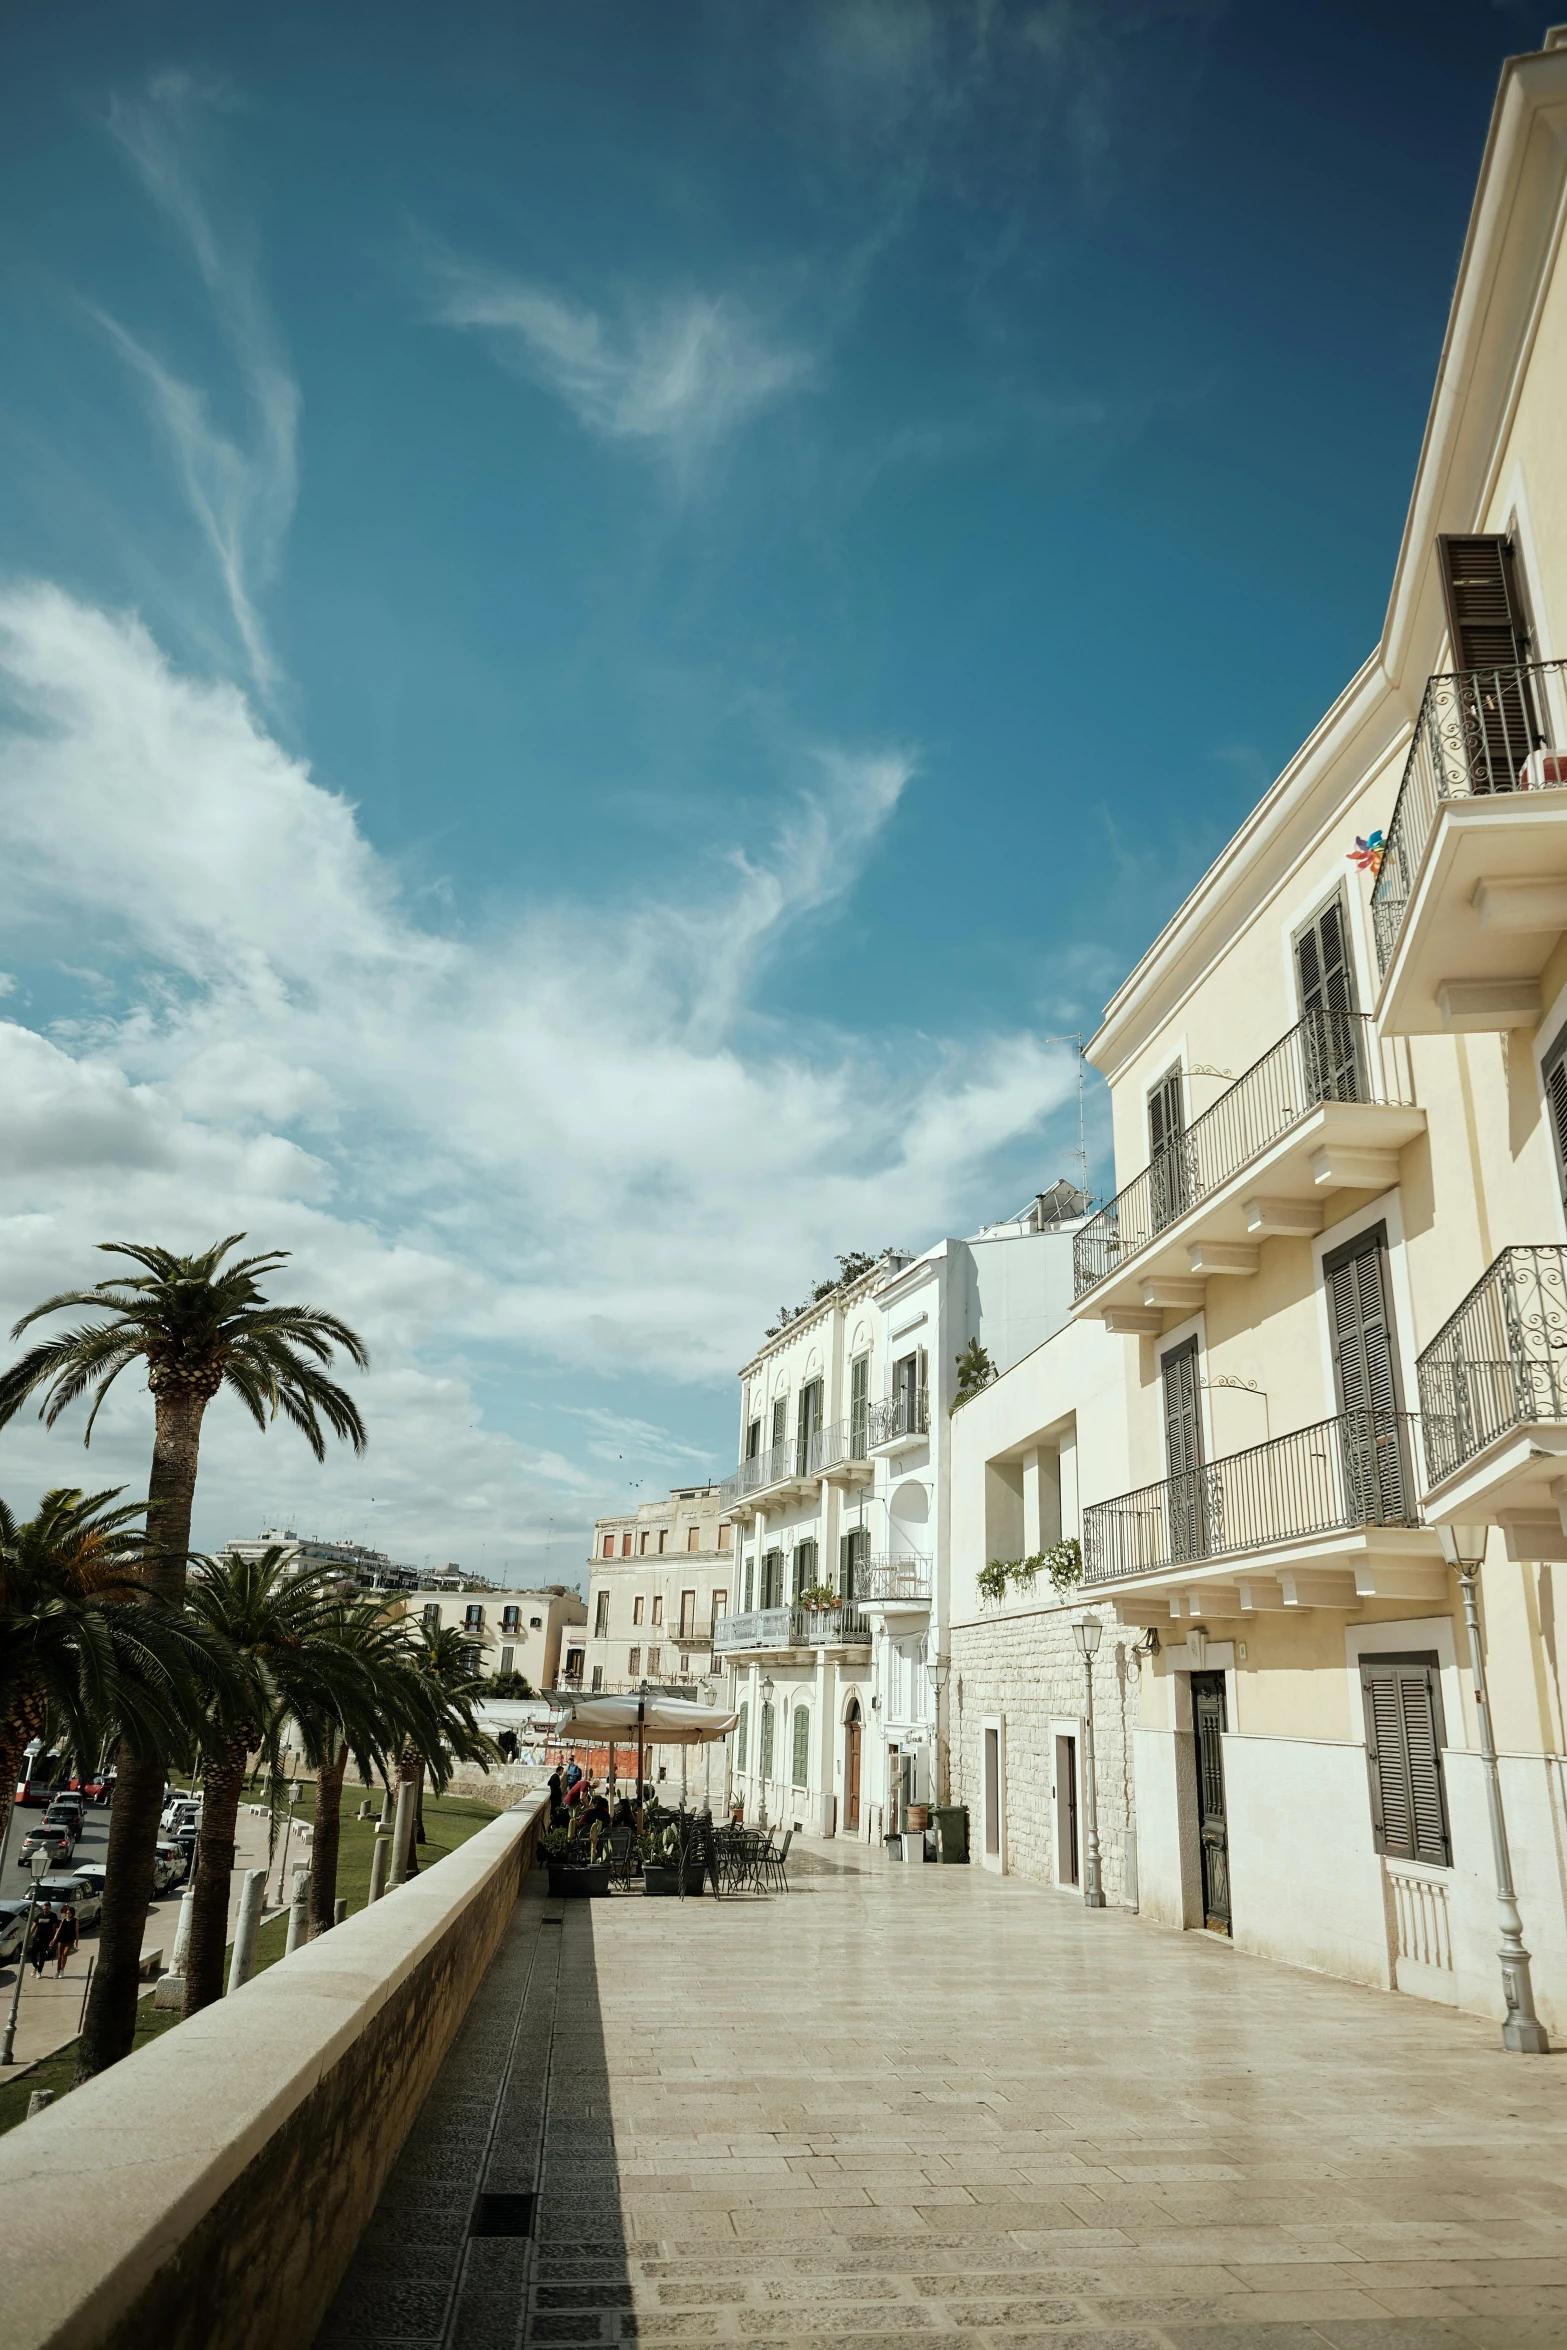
[1348,830,1384,879]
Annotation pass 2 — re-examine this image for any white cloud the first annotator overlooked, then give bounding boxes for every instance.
[427,251,816,472]
[96,74,299,691]
[0,585,1078,1562]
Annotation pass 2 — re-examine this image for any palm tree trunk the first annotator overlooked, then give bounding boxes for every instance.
[79,1387,209,2078]
[414,1758,428,1847]
[397,1743,422,1879]
[310,1739,349,1934]
[185,1743,247,2015]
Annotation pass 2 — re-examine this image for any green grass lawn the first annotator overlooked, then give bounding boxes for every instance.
[0,1789,499,2138]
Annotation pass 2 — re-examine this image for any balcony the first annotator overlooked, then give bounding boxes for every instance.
[853,1555,932,1614]
[716,1435,813,1520]
[868,1386,930,1456]
[1080,1409,1445,1619]
[1072,1013,1424,1327]
[1416,1245,1567,1551]
[808,1415,873,1484]
[713,1603,872,1657]
[1372,659,1567,1034]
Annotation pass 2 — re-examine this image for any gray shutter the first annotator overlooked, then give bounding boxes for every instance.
[1295,894,1363,1104]
[1437,535,1539,790]
[1161,1337,1206,1564]
[1149,1066,1188,1229]
[736,1701,748,1772]
[1326,1226,1408,1522]
[792,1705,809,1787]
[1544,1024,1567,1216]
[850,1355,868,1454]
[1360,1656,1450,1865]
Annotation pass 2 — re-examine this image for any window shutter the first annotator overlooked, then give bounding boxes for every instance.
[1438,535,1530,672]
[792,1705,809,1788]
[1325,1226,1408,1521]
[736,1701,748,1771]
[760,1701,774,1779]
[1360,1656,1450,1866]
[1295,897,1362,1103]
[1148,1066,1189,1228]
[1161,1337,1203,1477]
[1148,1066,1183,1157]
[1544,1024,1567,1215]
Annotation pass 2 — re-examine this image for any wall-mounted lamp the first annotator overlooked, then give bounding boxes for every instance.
[926,1654,951,1692]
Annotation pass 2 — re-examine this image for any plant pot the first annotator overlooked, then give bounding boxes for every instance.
[643,1863,706,1897]
[547,1860,611,1898]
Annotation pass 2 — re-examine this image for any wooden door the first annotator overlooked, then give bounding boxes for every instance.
[844,1703,861,1831]
[1191,1671,1231,1934]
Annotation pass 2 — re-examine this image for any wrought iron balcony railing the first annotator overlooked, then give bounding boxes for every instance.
[713,1603,871,1655]
[1371,659,1567,975]
[807,1415,870,1476]
[1072,1011,1408,1299]
[868,1386,930,1448]
[853,1555,932,1604]
[716,1435,802,1512]
[1081,1408,1421,1584]
[1416,1244,1567,1487]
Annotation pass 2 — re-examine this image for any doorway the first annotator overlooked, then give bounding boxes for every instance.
[1053,1732,1079,1887]
[1191,1671,1231,1935]
[983,1725,1001,1859]
[844,1701,862,1832]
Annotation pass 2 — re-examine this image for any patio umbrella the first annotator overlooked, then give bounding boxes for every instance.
[552,1688,738,1821]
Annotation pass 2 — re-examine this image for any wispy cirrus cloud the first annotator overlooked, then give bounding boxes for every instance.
[425,248,817,475]
[93,73,298,692]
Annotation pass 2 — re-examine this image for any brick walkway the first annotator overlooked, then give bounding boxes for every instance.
[318,1841,1567,2349]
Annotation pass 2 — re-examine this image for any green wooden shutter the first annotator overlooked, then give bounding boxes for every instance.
[736,1701,748,1771]
[850,1354,869,1455]
[1360,1655,1450,1865]
[791,1705,809,1788]
[760,1700,774,1779]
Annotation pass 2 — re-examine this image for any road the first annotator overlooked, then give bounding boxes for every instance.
[0,1790,285,2071]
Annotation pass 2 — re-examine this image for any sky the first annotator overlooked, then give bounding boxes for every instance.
[0,0,1541,1579]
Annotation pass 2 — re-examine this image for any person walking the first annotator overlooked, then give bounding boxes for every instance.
[52,1902,79,1977]
[27,1903,57,1978]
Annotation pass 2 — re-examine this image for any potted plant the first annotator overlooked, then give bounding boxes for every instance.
[543,1820,611,1898]
[641,1820,705,1897]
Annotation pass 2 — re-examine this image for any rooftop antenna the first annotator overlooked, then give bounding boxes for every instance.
[1039,1033,1091,1203]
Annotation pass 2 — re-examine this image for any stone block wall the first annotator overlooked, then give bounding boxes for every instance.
[949,1598,1144,1905]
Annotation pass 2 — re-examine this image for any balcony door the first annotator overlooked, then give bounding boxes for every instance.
[761,1546,783,1610]
[839,1523,867,1604]
[1295,893,1363,1106]
[1148,1065,1190,1230]
[1192,1671,1231,1935]
[1438,533,1539,789]
[770,1396,788,1458]
[844,1700,862,1831]
[797,1378,823,1475]
[1162,1336,1206,1563]
[850,1354,869,1456]
[1326,1225,1410,1525]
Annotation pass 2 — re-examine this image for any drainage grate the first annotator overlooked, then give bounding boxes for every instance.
[470,2191,536,2238]
[540,1915,564,1927]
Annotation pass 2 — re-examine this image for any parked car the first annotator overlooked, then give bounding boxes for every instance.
[45,1797,85,1838]
[71,1863,108,1910]
[0,1900,28,1963]
[152,1840,186,1891]
[69,1768,114,1804]
[160,1796,201,1835]
[20,1821,75,1865]
[36,1873,102,1931]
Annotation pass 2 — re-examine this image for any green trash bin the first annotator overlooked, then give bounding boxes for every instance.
[932,1804,968,1863]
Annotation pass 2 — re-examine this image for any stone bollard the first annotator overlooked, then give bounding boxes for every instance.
[358,1799,372,1820]
[227,1868,267,1994]
[154,1886,197,2009]
[388,1778,416,1889]
[379,1786,395,1828]
[367,1826,394,1905]
[27,2089,55,2119]
[335,1897,349,1927]
[284,1863,311,1955]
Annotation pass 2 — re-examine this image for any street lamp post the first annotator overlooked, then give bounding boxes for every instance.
[1438,1524,1549,2053]
[925,1653,950,1806]
[759,1674,774,1829]
[1,1848,53,2065]
[1071,1618,1106,1910]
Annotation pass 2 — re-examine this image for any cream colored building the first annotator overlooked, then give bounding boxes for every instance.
[401,1583,585,1693]
[949,25,1567,2047]
[585,1486,735,1693]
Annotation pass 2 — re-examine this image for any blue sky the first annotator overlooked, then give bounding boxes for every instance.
[0,0,1538,1576]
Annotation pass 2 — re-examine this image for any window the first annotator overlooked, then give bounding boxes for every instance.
[465,1604,484,1631]
[679,1653,690,1677]
[639,1531,649,1555]
[651,1595,663,1625]
[711,1588,727,1629]
[1438,535,1539,788]
[499,1646,515,1675]
[658,1529,667,1554]
[688,1525,700,1551]
[529,1616,541,1630]
[761,1547,784,1609]
[760,1699,775,1779]
[629,1646,641,1675]
[743,1557,755,1609]
[1325,1224,1410,1521]
[1361,1653,1451,1865]
[797,1377,823,1472]
[1543,1020,1567,1214]
[422,1603,440,1630]
[839,1525,867,1603]
[564,1647,584,1680]
[647,1645,661,1676]
[503,1606,520,1634]
[621,1533,632,1557]
[679,1590,697,1637]
[593,1590,609,1637]
[591,1666,604,1693]
[718,1521,732,1551]
[1148,1064,1189,1230]
[771,1395,788,1452]
[791,1705,810,1789]
[793,1539,818,1599]
[736,1700,749,1771]
[602,1535,615,1559]
[746,1418,761,1461]
[1295,893,1362,1103]
[633,1596,645,1625]
[1161,1336,1205,1563]
[850,1353,869,1455]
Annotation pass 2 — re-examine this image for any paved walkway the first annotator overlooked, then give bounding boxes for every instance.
[318,1842,1567,2349]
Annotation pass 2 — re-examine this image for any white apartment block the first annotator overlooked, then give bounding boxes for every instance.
[716,1194,1083,1842]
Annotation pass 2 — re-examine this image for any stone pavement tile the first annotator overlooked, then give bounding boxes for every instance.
[1449,2284,1567,2314]
[1452,2321,1567,2347]
[1309,2328,1479,2349]
[1158,2330,1345,2350]
[938,2299,1091,2327]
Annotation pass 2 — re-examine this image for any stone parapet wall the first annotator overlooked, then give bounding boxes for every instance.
[950,1602,1143,1904]
[0,1792,548,2350]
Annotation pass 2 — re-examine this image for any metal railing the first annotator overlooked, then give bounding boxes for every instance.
[868,1386,930,1448]
[1081,1408,1422,1583]
[1372,659,1567,974]
[854,1556,932,1604]
[808,1415,870,1476]
[717,1436,802,1512]
[712,1603,871,1655]
[1417,1244,1567,1486]
[1073,1011,1409,1298]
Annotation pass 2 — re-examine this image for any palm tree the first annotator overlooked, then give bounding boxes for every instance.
[0,1236,367,2077]
[0,1487,212,1858]
[293,1596,436,1936]
[395,1619,491,1877]
[181,1551,389,2014]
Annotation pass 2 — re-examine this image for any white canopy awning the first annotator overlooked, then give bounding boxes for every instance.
[551,1694,738,1745]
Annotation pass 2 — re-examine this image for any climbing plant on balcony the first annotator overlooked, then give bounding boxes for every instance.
[979,1538,1083,1605]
